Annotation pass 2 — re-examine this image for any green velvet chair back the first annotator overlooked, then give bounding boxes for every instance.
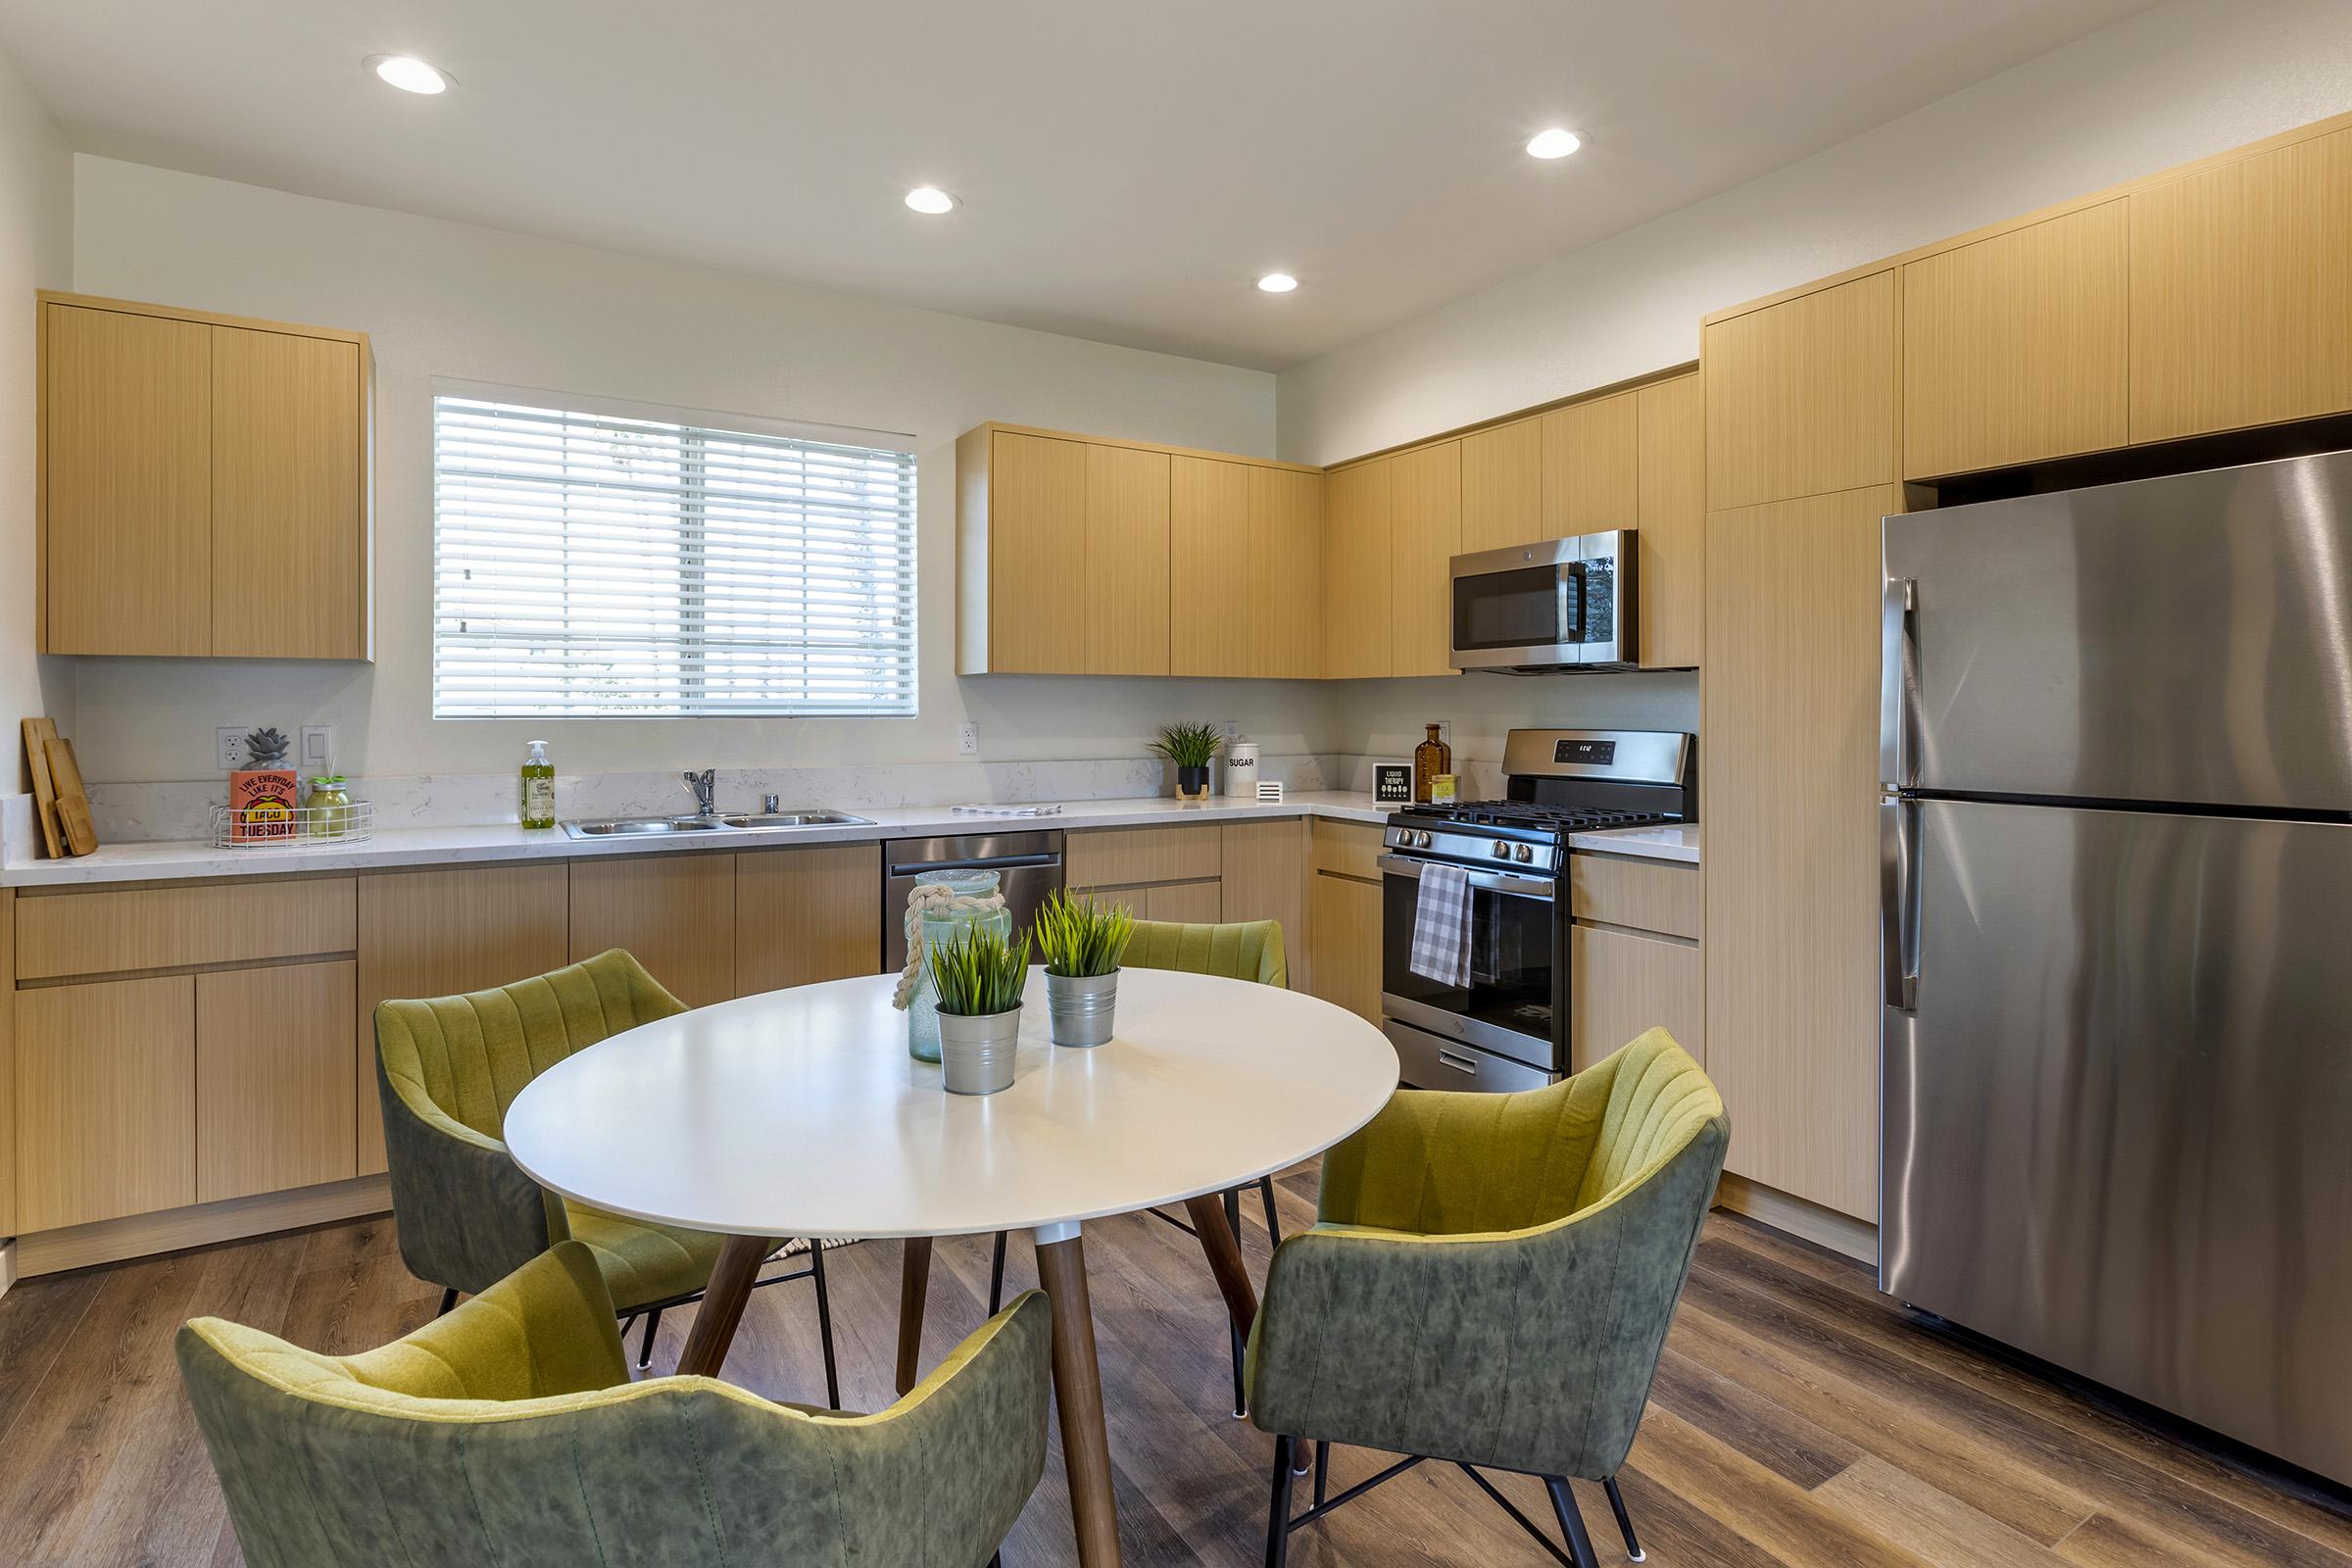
[177,1243,1052,1568]
[374,948,685,1139]
[1123,917,1287,989]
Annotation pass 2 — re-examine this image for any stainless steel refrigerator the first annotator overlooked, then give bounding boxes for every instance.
[1880,448,2352,1485]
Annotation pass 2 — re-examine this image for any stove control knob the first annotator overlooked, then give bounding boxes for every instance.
[1415,830,1433,849]
[1491,841,1511,859]
[1513,844,1534,862]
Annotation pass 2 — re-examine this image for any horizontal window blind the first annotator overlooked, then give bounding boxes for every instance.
[432,391,916,717]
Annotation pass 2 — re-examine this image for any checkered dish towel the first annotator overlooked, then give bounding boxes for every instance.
[1408,862,1473,987]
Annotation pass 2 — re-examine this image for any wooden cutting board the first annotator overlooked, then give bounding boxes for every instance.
[22,716,63,858]
[43,735,98,857]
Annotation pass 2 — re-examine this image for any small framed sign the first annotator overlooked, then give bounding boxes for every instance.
[1373,762,1413,804]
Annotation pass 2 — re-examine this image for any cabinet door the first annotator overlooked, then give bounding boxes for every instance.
[1145,880,1224,924]
[1308,873,1383,1026]
[1322,458,1393,678]
[570,854,738,1009]
[212,326,366,659]
[1903,202,2129,477]
[1253,466,1325,678]
[2131,126,2352,443]
[1169,455,1251,676]
[1220,819,1309,987]
[1081,442,1171,675]
[984,430,1088,672]
[737,844,882,993]
[1570,926,1702,1073]
[16,975,196,1231]
[355,863,570,1174]
[1634,373,1704,669]
[41,303,212,656]
[1389,441,1461,678]
[1704,270,1897,511]
[1459,417,1542,554]
[1703,484,1897,1222]
[197,959,357,1203]
[1541,392,1638,538]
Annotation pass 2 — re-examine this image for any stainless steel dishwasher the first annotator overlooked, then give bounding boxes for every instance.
[881,830,1065,969]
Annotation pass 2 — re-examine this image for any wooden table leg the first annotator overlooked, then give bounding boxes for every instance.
[1182,1191,1259,1334]
[676,1232,767,1379]
[896,1235,934,1396]
[1035,1223,1122,1567]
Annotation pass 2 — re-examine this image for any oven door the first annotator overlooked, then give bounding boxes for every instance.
[1379,854,1561,1074]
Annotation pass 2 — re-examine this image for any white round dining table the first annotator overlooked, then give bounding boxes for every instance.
[504,966,1398,1568]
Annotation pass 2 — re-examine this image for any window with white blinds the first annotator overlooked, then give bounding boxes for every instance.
[431,388,917,717]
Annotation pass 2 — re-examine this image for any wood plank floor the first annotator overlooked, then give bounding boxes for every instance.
[2,1164,2348,1567]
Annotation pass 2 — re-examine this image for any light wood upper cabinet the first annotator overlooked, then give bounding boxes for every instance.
[1902,201,2130,478]
[1459,417,1542,554]
[15,974,197,1232]
[1080,442,1172,674]
[2130,124,2352,444]
[1389,440,1462,678]
[39,293,371,661]
[1541,391,1639,538]
[569,853,738,1009]
[1704,270,1897,511]
[197,959,357,1203]
[1322,456,1394,679]
[1171,458,1324,678]
[737,844,882,994]
[966,429,1169,675]
[1703,484,1898,1223]
[1634,373,1704,669]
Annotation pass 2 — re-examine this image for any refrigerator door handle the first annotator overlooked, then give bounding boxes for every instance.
[1881,796,1922,1011]
[1881,575,1919,789]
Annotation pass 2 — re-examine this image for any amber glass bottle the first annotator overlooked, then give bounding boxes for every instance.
[1412,723,1452,803]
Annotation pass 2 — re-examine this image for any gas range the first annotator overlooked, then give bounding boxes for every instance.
[1385,802,1677,877]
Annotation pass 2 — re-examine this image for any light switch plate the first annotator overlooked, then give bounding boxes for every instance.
[216,727,250,769]
[300,725,333,772]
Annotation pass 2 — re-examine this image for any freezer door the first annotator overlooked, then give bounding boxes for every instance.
[1881,447,2352,809]
[1882,798,2352,1483]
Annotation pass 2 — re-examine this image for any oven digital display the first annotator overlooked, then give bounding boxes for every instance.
[1554,739,1616,764]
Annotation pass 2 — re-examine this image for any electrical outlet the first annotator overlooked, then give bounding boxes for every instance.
[300,725,334,773]
[1222,718,1240,742]
[1438,721,1453,749]
[216,727,251,769]
[957,722,979,756]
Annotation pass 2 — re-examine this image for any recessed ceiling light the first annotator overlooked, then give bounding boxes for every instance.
[1257,272,1299,294]
[905,186,957,216]
[1526,127,1583,160]
[368,54,450,95]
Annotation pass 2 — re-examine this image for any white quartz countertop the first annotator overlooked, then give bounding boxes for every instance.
[1568,822,1701,863]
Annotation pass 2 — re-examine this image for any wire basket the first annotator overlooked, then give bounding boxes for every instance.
[211,800,376,849]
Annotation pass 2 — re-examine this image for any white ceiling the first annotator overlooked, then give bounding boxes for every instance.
[0,0,2159,371]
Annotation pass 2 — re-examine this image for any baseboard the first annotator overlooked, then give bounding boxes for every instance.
[1712,1171,1879,1266]
[14,1175,393,1277]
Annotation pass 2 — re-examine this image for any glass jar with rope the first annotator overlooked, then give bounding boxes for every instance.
[891,868,1013,1061]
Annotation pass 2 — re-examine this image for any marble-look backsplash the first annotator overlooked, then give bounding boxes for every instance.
[83,753,1351,844]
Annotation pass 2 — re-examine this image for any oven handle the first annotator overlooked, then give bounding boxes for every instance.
[1378,853,1555,902]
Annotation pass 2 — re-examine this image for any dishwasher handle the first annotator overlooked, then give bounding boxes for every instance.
[886,851,1060,878]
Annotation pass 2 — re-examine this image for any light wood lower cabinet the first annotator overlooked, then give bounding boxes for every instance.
[15,974,197,1232]
[1308,872,1382,1026]
[569,853,738,1009]
[1570,927,1702,1073]
[1219,819,1310,987]
[197,960,356,1203]
[737,844,882,993]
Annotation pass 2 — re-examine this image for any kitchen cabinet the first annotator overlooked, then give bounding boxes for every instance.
[15,873,356,981]
[38,293,372,660]
[1902,201,2130,478]
[0,889,13,1237]
[1219,818,1311,988]
[737,843,882,993]
[570,852,739,1009]
[1321,457,1394,679]
[1568,851,1703,1072]
[1634,373,1704,669]
[1703,270,1898,511]
[1307,819,1385,1024]
[1389,440,1462,678]
[1702,484,1897,1223]
[2130,124,2352,444]
[196,960,357,1203]
[1171,457,1324,678]
[1459,416,1542,554]
[1067,822,1224,921]
[1541,391,1639,538]
[15,975,197,1232]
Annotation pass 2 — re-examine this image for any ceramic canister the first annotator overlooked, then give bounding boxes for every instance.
[1224,739,1260,797]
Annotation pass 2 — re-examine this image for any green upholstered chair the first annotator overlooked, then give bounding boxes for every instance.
[374,948,837,1399]
[1247,1028,1728,1568]
[988,917,1290,1413]
[178,1241,1050,1568]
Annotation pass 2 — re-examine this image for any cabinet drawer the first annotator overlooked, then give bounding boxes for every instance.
[1311,818,1386,882]
[1067,824,1221,888]
[16,875,358,981]
[1569,854,1700,940]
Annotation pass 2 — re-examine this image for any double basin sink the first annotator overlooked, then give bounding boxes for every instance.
[561,809,874,840]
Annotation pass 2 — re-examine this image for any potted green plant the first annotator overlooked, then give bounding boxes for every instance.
[1035,889,1134,1048]
[1152,720,1226,802]
[928,923,1033,1095]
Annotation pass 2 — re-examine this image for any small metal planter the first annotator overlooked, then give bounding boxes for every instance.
[938,1005,1022,1095]
[1046,969,1119,1048]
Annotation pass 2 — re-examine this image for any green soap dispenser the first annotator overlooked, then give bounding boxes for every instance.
[521,739,556,829]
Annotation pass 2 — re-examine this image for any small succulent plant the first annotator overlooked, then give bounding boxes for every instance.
[245,727,291,767]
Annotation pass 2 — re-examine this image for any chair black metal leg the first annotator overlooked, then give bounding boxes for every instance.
[989,1229,1008,1315]
[636,1305,662,1370]
[1602,1476,1643,1562]
[988,1555,1002,1568]
[437,1286,458,1317]
[1544,1477,1602,1568]
[809,1238,842,1409]
[1259,1173,1282,1246]
[1264,1435,1297,1568]
[1224,1186,1248,1418]
[1313,1435,1330,1506]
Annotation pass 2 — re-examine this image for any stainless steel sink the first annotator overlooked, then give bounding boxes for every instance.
[719,809,876,829]
[561,809,874,840]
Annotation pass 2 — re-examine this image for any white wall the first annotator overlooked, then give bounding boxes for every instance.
[1277,0,2352,466]
[66,156,1328,785]
[0,48,73,778]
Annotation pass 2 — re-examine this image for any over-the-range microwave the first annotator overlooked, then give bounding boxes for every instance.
[1448,531,1636,673]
